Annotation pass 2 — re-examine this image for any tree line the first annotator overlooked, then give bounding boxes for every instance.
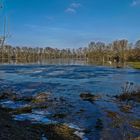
[0,39,140,63]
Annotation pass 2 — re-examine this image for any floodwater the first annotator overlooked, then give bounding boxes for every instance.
[0,61,140,140]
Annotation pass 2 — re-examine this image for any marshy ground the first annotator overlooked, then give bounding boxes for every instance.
[0,64,140,140]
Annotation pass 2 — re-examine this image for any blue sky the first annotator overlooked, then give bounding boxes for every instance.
[1,0,140,48]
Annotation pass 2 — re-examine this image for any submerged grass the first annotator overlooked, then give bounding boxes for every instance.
[128,62,140,69]
[0,80,140,139]
[115,82,140,102]
[130,120,140,130]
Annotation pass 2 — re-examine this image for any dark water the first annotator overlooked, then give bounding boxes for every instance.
[0,62,140,140]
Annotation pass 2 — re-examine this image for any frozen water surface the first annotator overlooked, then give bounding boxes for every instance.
[0,63,140,140]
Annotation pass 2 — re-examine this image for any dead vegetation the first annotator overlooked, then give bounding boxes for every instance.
[115,82,140,102]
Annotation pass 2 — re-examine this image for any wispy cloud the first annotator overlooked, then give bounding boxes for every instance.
[70,3,81,8]
[131,0,140,6]
[65,2,82,14]
[65,8,76,13]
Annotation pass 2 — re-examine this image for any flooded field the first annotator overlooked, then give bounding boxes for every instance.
[0,63,140,140]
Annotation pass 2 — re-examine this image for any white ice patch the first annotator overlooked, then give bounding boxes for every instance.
[47,70,65,76]
[13,113,54,124]
[21,89,35,93]
[32,109,51,115]
[17,69,43,74]
[64,123,88,140]
[64,123,82,131]
[41,134,48,140]
[74,131,88,140]
[0,100,14,104]
[32,70,43,73]
[0,100,27,109]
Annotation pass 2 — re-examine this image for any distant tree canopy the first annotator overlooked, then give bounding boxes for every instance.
[135,40,140,48]
[0,39,140,63]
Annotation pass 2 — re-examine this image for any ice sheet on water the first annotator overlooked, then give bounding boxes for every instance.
[64,123,82,131]
[32,109,51,115]
[64,123,88,140]
[20,88,35,93]
[41,134,48,140]
[0,100,28,109]
[47,70,65,76]
[32,70,43,73]
[16,69,43,74]
[13,113,53,124]
[74,131,89,140]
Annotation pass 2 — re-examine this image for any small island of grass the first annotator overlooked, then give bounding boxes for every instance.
[128,62,140,69]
